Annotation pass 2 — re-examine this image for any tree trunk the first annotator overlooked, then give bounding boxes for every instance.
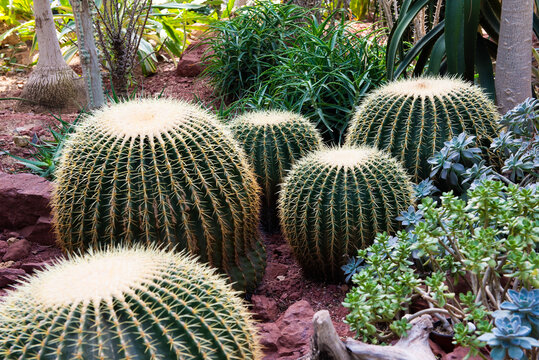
[70,0,105,109]
[495,0,534,114]
[21,0,87,110]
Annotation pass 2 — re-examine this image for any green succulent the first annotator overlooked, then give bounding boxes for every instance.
[278,146,414,280]
[345,77,499,181]
[52,98,265,292]
[0,247,262,359]
[229,110,323,231]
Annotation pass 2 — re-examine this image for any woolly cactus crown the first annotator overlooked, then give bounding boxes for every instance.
[278,145,414,280]
[53,98,265,292]
[346,76,499,181]
[0,247,261,359]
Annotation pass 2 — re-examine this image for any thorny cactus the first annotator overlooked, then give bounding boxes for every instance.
[52,98,265,292]
[278,146,414,281]
[229,110,322,231]
[345,77,499,181]
[0,247,262,359]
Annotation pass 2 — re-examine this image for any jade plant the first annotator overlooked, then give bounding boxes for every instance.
[229,110,322,231]
[52,98,266,292]
[278,146,414,281]
[345,77,500,181]
[0,247,262,359]
[343,180,538,358]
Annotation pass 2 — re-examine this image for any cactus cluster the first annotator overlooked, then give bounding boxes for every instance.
[278,146,414,280]
[229,110,322,231]
[52,98,265,292]
[345,77,499,181]
[0,247,261,359]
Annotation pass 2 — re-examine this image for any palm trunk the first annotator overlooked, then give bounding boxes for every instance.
[21,0,87,110]
[495,0,534,114]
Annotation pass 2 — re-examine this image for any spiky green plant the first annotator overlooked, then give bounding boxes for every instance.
[52,98,265,292]
[278,146,414,281]
[345,77,500,181]
[0,247,262,359]
[229,110,323,232]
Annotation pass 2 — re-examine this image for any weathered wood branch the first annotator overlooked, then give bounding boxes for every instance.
[311,310,437,360]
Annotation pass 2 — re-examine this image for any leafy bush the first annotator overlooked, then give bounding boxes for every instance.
[343,180,538,358]
[234,16,386,143]
[205,1,386,143]
[203,1,309,99]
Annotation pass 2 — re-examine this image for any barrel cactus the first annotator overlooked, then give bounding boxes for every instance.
[278,146,414,281]
[229,110,322,231]
[0,247,261,359]
[345,77,499,181]
[52,98,265,292]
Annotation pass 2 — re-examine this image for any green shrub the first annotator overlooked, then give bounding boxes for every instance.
[230,110,323,232]
[0,246,262,359]
[230,15,386,143]
[343,180,538,356]
[203,1,309,99]
[52,98,265,292]
[278,146,414,281]
[345,77,500,181]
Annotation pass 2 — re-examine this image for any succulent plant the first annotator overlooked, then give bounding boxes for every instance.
[278,146,414,280]
[229,110,323,231]
[500,289,539,338]
[52,98,266,292]
[0,247,262,359]
[478,313,539,360]
[345,77,499,181]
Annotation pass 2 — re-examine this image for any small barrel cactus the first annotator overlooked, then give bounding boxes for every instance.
[229,110,323,231]
[278,146,414,281]
[52,98,265,292]
[345,77,499,181]
[0,247,262,359]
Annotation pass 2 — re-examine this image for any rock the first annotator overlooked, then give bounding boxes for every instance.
[21,262,47,274]
[0,172,53,229]
[258,300,315,360]
[252,295,279,322]
[278,300,314,349]
[3,239,31,261]
[0,241,8,258]
[12,135,30,147]
[0,267,26,288]
[7,237,18,245]
[20,216,56,245]
[258,323,280,353]
[442,347,485,360]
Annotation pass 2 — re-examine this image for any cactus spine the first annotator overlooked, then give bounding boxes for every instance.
[229,110,323,231]
[0,247,262,359]
[52,98,265,292]
[345,77,499,181]
[278,146,414,281]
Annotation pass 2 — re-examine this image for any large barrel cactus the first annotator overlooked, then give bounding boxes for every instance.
[52,98,265,292]
[345,77,499,181]
[229,110,322,231]
[278,146,414,281]
[0,247,261,359]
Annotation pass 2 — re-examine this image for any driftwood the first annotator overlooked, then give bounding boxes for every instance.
[310,310,437,360]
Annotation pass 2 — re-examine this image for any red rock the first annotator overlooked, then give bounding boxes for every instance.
[442,347,487,360]
[0,267,26,288]
[252,295,279,321]
[429,339,447,358]
[176,55,204,77]
[19,216,56,245]
[3,239,31,262]
[0,173,53,229]
[20,262,48,274]
[277,300,314,349]
[258,322,280,353]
